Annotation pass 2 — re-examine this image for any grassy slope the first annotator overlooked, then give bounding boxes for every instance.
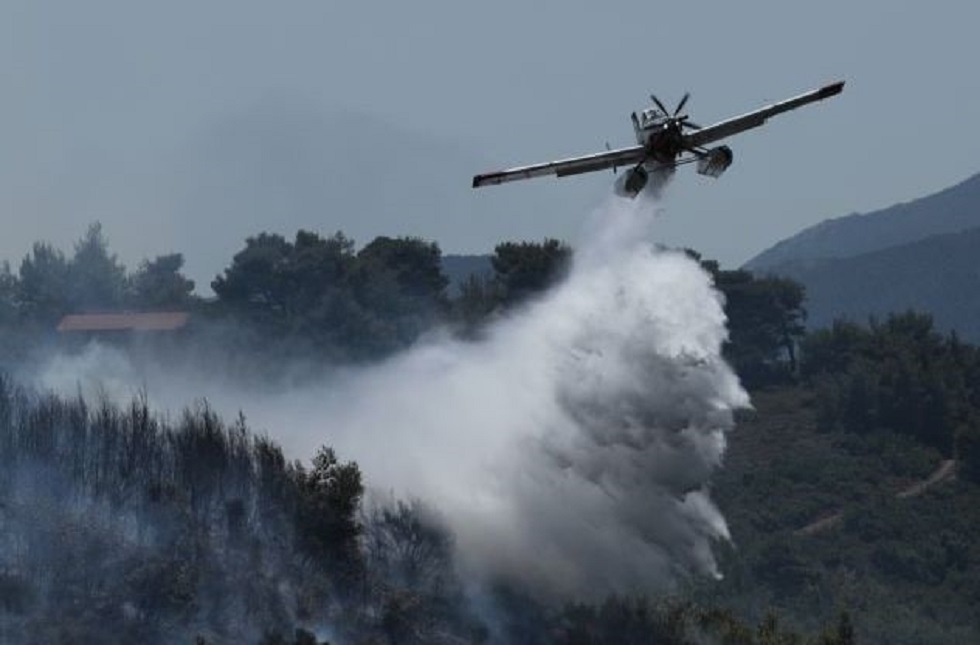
[694,387,980,644]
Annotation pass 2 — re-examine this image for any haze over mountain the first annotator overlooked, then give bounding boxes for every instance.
[745,171,980,270]
[160,102,606,292]
[762,227,980,338]
[4,97,597,295]
[743,171,980,339]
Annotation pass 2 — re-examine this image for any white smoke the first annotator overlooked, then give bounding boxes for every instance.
[28,192,749,599]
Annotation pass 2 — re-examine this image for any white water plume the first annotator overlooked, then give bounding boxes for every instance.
[279,192,748,597]
[29,191,749,599]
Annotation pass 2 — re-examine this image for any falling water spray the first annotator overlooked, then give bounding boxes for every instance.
[296,191,750,598]
[29,189,750,600]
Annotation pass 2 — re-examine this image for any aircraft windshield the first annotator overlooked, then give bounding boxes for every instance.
[641,110,661,126]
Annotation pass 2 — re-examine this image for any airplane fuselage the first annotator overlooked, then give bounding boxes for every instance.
[631,110,688,165]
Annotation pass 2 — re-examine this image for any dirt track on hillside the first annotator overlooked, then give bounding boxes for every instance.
[794,459,957,537]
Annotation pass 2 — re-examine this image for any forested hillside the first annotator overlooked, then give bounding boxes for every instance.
[0,222,976,642]
[703,313,980,644]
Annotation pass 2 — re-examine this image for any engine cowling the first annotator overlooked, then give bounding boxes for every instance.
[696,145,733,178]
[614,165,649,198]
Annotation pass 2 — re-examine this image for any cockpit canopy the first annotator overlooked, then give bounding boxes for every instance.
[638,108,664,127]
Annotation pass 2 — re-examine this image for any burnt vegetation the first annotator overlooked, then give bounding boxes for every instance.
[0,222,978,642]
[0,376,485,644]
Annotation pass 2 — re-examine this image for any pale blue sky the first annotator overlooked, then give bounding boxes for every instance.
[3,0,978,286]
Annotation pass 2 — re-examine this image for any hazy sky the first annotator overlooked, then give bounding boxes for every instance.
[4,0,979,288]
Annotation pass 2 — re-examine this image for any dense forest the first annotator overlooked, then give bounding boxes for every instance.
[0,222,977,642]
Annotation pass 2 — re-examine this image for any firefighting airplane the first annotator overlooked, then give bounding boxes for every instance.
[472,81,844,197]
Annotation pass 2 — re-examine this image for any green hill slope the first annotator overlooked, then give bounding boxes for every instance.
[698,387,980,645]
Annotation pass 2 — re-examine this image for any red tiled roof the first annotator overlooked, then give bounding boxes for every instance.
[57,312,190,332]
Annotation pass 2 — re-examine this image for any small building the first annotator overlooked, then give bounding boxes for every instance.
[57,312,190,334]
[55,312,192,351]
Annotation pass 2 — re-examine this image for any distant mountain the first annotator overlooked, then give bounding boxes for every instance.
[441,254,492,295]
[114,99,595,295]
[745,172,980,270]
[166,105,527,292]
[765,226,980,339]
[742,172,980,339]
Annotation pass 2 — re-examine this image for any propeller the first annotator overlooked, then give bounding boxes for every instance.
[650,91,702,127]
[673,93,703,128]
[673,92,690,116]
[649,93,669,116]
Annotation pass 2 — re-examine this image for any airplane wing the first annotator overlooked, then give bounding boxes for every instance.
[683,81,844,150]
[472,145,646,188]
